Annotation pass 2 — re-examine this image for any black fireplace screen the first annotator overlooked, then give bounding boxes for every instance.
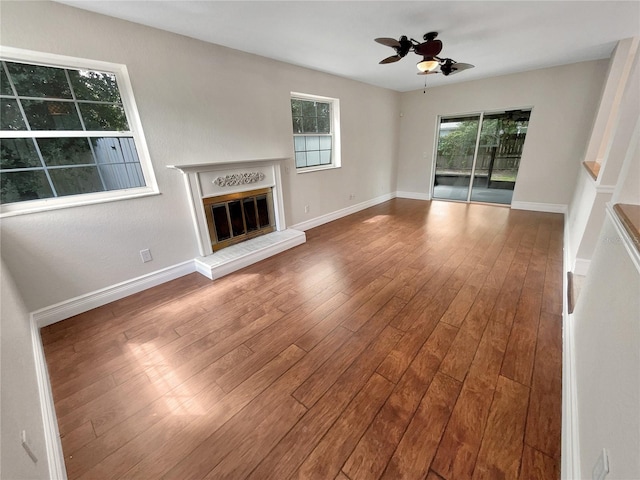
[203,187,275,251]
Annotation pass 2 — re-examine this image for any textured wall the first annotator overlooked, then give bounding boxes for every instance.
[396,60,607,206]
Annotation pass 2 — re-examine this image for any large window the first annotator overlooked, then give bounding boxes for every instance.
[291,92,340,172]
[0,47,157,216]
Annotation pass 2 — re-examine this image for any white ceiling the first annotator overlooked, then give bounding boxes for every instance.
[56,1,640,92]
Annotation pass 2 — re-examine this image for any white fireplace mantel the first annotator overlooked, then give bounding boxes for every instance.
[168,158,305,280]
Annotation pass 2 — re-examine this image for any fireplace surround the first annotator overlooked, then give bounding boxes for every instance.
[169,158,305,279]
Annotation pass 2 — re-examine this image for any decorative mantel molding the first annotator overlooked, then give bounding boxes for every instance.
[214,172,265,187]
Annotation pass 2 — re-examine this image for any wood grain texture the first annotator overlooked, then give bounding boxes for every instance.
[41,199,563,480]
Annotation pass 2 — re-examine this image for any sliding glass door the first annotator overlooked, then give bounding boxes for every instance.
[433,110,531,205]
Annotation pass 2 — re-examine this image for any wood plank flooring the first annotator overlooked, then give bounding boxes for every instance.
[42,198,563,480]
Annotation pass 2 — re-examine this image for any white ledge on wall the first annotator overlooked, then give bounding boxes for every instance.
[194,229,306,280]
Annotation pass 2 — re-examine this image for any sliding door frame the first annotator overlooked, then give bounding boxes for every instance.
[430,106,533,205]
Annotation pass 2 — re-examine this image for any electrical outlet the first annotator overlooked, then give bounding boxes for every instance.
[140,249,152,263]
[592,448,609,480]
[349,193,356,200]
[21,430,38,464]
[304,205,310,213]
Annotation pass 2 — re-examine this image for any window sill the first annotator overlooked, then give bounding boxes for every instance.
[295,164,341,174]
[0,187,160,218]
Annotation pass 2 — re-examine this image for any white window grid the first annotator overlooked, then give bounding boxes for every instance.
[0,46,158,217]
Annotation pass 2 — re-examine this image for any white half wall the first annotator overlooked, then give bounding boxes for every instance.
[396,61,607,207]
[572,212,640,479]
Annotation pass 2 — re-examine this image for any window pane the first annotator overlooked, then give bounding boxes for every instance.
[319,136,332,150]
[306,150,320,166]
[291,99,302,116]
[48,166,104,196]
[0,138,41,169]
[302,117,317,133]
[68,70,123,103]
[317,102,330,117]
[295,152,307,168]
[37,137,94,166]
[301,100,316,117]
[317,116,330,133]
[305,136,320,151]
[320,150,332,165]
[294,136,306,152]
[92,137,139,164]
[21,100,82,130]
[0,98,27,130]
[5,62,72,99]
[79,103,129,131]
[1,170,53,203]
[0,65,13,96]
[292,116,303,134]
[98,163,145,190]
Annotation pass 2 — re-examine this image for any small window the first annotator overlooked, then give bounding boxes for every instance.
[0,47,158,216]
[291,92,340,172]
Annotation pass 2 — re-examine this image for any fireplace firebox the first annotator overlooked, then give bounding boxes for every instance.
[204,187,275,251]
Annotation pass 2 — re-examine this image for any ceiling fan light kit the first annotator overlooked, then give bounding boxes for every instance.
[375,31,474,78]
[416,57,439,72]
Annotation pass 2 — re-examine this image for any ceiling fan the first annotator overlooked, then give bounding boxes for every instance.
[375,32,474,76]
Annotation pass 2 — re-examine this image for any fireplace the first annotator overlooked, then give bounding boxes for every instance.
[169,158,305,280]
[204,187,275,251]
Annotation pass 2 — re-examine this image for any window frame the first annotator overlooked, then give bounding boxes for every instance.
[290,92,341,173]
[0,46,158,217]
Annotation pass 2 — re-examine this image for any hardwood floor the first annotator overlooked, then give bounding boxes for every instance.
[42,198,563,480]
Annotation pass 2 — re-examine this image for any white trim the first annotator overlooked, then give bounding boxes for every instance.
[290,192,396,231]
[510,201,568,214]
[573,258,591,276]
[607,202,640,274]
[32,260,195,328]
[595,184,616,195]
[396,191,431,201]
[290,92,341,171]
[562,214,582,480]
[30,317,67,479]
[0,46,159,217]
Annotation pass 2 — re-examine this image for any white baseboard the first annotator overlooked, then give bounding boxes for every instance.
[573,258,591,277]
[30,317,67,479]
[395,191,431,201]
[511,201,568,214]
[562,220,581,480]
[290,192,396,231]
[31,260,196,328]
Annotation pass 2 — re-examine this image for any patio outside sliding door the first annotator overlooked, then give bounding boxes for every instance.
[433,110,531,205]
[432,115,481,202]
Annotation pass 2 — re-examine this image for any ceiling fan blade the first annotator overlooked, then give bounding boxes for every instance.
[375,37,401,48]
[380,55,401,64]
[448,63,475,75]
[414,39,443,57]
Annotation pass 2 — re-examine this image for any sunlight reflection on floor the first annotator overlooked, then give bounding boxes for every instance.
[128,342,204,416]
